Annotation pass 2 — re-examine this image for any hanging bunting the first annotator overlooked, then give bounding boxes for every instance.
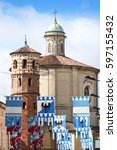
[37,96,54,126]
[57,133,73,150]
[10,127,22,149]
[5,96,22,149]
[72,96,93,150]
[5,96,22,127]
[52,115,66,140]
[28,116,43,149]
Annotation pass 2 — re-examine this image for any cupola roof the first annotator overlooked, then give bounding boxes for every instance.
[10,41,41,55]
[46,19,64,33]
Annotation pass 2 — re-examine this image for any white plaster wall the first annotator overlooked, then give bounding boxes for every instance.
[39,66,98,125]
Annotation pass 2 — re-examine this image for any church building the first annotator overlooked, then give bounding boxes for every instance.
[5,16,99,150]
[39,17,99,127]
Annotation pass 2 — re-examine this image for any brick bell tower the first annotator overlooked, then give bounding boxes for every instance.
[10,39,41,149]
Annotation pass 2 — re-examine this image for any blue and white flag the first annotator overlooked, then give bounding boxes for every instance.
[5,96,22,127]
[37,96,54,126]
[72,96,93,150]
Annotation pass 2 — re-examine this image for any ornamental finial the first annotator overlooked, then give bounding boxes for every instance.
[24,34,27,46]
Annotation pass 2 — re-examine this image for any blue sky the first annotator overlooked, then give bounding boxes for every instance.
[3,0,100,17]
[0,0,100,102]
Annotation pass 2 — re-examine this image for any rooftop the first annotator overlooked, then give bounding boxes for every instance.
[39,55,98,70]
[10,43,41,55]
[46,19,64,33]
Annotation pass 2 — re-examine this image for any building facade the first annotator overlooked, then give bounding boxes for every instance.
[0,101,8,149]
[5,17,99,150]
[39,18,100,149]
[39,18,99,127]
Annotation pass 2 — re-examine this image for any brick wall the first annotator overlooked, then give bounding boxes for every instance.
[0,102,8,150]
[12,74,39,95]
[21,95,37,149]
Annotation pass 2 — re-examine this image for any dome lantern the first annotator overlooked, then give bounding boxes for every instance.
[44,16,66,56]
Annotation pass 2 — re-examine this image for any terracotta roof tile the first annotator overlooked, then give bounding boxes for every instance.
[10,45,41,55]
[66,122,75,131]
[39,55,96,69]
[39,55,61,66]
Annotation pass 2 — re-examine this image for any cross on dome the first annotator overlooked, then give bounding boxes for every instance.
[53,9,57,23]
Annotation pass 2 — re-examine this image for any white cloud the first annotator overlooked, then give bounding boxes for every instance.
[64,18,100,67]
[0,2,99,103]
[0,49,11,103]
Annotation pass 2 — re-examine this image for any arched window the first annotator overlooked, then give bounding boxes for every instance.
[13,60,17,69]
[28,78,32,87]
[48,43,51,53]
[18,78,21,86]
[23,102,26,109]
[84,86,90,96]
[22,59,27,68]
[61,43,64,53]
[34,102,36,109]
[32,60,35,69]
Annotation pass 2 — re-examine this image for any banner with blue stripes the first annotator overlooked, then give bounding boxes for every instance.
[72,96,93,150]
